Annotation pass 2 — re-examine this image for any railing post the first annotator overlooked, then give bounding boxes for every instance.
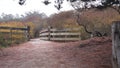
[112,21,120,68]
[52,28,55,39]
[65,30,67,42]
[10,28,12,43]
[26,26,30,41]
[48,26,51,41]
[79,32,81,40]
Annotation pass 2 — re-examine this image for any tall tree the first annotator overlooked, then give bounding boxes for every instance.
[18,0,120,12]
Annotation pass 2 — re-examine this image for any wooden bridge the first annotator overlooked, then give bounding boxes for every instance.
[0,25,113,68]
[38,22,120,68]
[0,22,120,68]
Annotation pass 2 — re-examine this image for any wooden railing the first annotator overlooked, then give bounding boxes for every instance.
[0,26,30,42]
[39,28,81,41]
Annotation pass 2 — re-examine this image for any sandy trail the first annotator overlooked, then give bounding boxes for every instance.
[0,37,112,68]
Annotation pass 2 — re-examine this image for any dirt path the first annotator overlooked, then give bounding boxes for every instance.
[0,37,112,68]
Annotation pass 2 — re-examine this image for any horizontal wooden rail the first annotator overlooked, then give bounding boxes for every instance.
[0,32,25,35]
[39,33,49,36]
[50,33,80,36]
[50,38,81,41]
[0,26,29,30]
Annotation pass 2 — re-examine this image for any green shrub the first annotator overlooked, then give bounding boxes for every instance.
[0,33,11,47]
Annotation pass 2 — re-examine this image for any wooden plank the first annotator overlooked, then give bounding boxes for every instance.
[0,27,11,29]
[39,28,80,34]
[50,33,80,36]
[50,28,80,32]
[39,33,49,36]
[0,32,24,35]
[112,22,120,68]
[11,28,28,30]
[50,38,81,41]
[50,29,57,32]
[0,26,28,30]
[40,37,49,40]
[39,29,49,33]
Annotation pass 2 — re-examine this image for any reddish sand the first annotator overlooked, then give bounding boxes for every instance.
[0,37,112,68]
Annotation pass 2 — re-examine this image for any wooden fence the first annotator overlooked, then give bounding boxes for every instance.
[0,26,30,43]
[39,28,81,41]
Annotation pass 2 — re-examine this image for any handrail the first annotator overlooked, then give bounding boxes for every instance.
[39,28,81,41]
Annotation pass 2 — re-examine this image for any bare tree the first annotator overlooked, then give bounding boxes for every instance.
[74,12,104,38]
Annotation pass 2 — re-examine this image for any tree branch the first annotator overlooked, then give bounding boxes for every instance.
[110,6,120,14]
